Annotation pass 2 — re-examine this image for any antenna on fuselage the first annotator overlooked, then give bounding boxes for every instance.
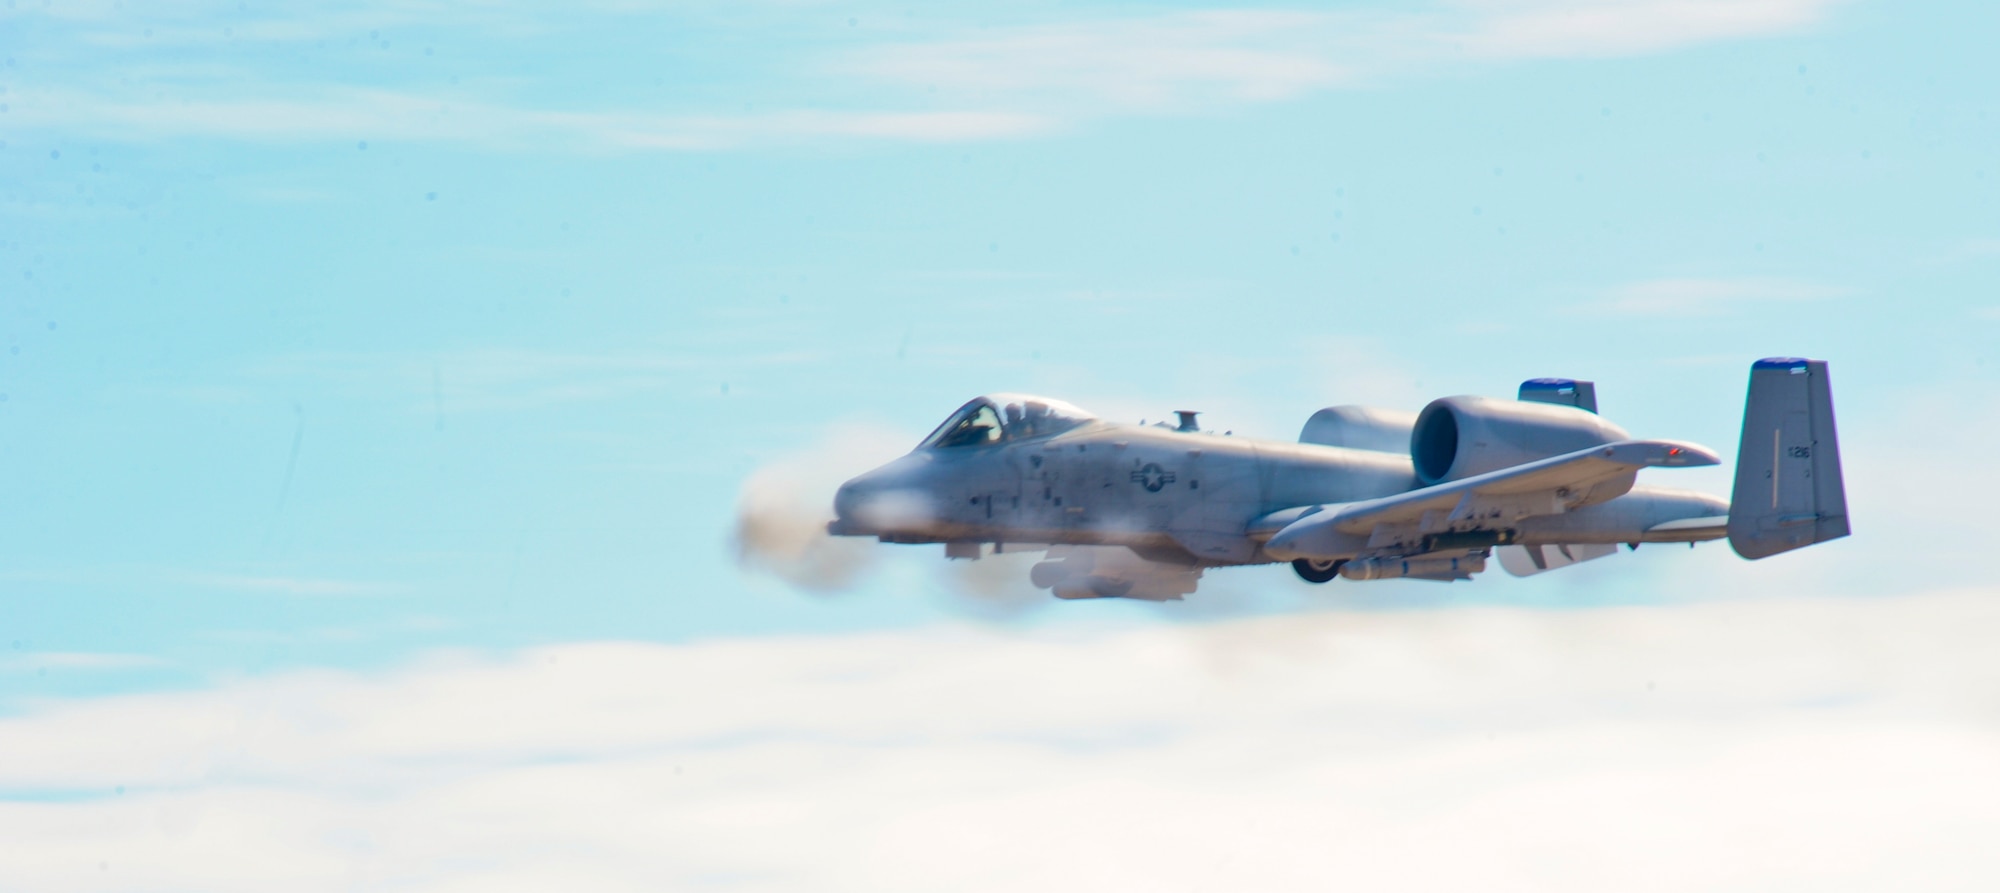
[1175,411,1200,432]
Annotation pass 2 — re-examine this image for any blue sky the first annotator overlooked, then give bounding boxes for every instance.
[3,0,1998,680]
[2,2,1999,886]
[4,0,1998,691]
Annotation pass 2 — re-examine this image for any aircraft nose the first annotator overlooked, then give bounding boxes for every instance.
[832,478,867,523]
[828,475,876,536]
[828,454,935,536]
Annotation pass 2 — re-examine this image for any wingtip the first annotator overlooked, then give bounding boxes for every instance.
[1612,439,1720,467]
[1662,442,1722,467]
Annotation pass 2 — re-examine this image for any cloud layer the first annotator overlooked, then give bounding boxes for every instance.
[3,590,1997,891]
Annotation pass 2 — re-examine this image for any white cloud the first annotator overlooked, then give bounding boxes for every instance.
[0,567,407,598]
[1455,0,1839,60]
[1594,276,1849,315]
[843,0,1841,115]
[0,652,166,670]
[2,591,1997,890]
[3,87,1051,151]
[17,0,682,31]
[603,109,1054,149]
[9,1,1840,151]
[176,573,408,597]
[848,11,1355,109]
[104,343,828,413]
[247,346,818,413]
[1953,238,2000,263]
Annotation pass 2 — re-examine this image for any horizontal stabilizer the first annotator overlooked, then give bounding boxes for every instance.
[1728,358,1850,559]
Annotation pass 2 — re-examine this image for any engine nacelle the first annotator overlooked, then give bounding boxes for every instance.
[1299,405,1418,453]
[1410,396,1629,485]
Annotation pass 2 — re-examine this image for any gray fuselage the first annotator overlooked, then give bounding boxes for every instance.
[832,413,1726,567]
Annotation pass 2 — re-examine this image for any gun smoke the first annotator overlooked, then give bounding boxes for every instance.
[731,425,1053,611]
[731,426,899,593]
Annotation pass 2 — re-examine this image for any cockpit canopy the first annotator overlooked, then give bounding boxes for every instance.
[918,394,1097,449]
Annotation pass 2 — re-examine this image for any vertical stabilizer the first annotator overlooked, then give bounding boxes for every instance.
[1729,358,1850,559]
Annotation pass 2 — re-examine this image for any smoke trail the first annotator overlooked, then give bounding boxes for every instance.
[732,426,907,593]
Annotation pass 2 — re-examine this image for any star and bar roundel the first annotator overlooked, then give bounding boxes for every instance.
[1130,462,1177,492]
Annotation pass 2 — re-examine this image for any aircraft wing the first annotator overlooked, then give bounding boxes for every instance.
[1264,440,1718,559]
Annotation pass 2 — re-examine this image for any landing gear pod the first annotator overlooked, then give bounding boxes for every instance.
[1728,358,1850,559]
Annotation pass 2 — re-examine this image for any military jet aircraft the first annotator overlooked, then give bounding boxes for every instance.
[827,358,1847,600]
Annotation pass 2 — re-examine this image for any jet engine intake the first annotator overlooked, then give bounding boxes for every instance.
[1410,396,1629,485]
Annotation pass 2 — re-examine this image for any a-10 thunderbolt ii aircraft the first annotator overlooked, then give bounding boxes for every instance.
[827,358,1848,601]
